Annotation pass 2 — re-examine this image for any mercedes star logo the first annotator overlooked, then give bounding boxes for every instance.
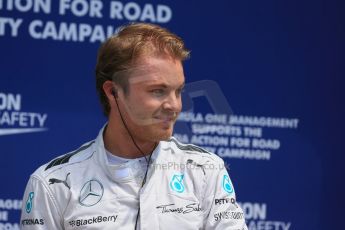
[79,179,104,207]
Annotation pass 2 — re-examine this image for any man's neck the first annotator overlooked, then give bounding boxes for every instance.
[103,122,157,159]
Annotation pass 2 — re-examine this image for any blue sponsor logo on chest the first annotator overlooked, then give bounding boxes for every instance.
[222,175,234,194]
[170,174,185,193]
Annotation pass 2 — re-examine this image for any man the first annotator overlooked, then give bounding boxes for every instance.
[20,23,248,229]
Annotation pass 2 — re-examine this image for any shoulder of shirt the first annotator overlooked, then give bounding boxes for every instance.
[31,139,96,179]
[162,136,225,165]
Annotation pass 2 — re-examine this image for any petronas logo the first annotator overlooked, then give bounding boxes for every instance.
[222,175,234,194]
[25,192,34,213]
[170,174,185,193]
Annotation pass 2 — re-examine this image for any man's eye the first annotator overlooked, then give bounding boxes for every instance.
[151,89,165,96]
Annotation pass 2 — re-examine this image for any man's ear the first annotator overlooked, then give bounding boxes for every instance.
[103,81,117,101]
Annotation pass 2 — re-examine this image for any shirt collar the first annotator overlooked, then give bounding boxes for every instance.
[94,124,162,182]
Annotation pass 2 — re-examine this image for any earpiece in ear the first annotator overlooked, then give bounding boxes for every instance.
[112,88,118,98]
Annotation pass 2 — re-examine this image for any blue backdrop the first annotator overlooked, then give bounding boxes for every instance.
[1,0,344,229]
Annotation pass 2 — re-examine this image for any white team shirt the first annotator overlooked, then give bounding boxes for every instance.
[20,126,248,230]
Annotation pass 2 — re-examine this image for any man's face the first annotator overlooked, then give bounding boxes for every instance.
[115,56,185,142]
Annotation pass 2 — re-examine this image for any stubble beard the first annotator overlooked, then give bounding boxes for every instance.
[121,103,179,142]
[142,120,176,142]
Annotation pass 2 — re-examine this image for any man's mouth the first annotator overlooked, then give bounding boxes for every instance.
[153,115,177,124]
[154,117,174,122]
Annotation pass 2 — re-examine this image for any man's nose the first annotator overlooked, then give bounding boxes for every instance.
[163,93,182,112]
